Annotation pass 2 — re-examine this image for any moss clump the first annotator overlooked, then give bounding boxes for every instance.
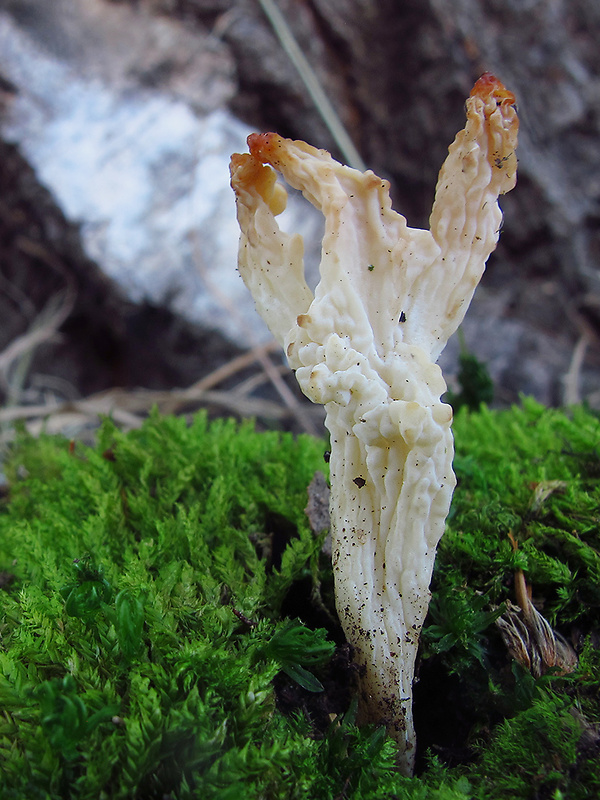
[444,399,600,631]
[1,401,600,798]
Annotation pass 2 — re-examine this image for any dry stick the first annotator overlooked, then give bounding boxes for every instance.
[157,341,280,415]
[107,388,287,420]
[0,236,77,407]
[562,334,589,406]
[0,343,310,440]
[0,290,74,376]
[180,341,281,396]
[0,288,76,405]
[230,362,288,397]
[562,299,600,406]
[0,388,289,428]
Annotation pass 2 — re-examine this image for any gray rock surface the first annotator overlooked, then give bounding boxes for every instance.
[0,0,322,344]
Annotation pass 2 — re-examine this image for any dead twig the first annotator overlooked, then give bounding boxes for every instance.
[0,287,76,399]
[562,333,589,406]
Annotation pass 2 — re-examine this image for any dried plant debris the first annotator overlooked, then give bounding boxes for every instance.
[497,599,578,678]
[496,534,578,677]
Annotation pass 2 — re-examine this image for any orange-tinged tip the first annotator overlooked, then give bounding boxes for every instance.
[470,73,516,107]
[229,144,287,215]
[247,132,285,163]
[229,151,260,195]
[229,152,247,169]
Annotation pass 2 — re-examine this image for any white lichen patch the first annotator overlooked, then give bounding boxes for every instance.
[230,73,518,774]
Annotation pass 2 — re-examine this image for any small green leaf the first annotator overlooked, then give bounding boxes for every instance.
[265,619,335,666]
[60,556,113,621]
[282,663,324,693]
[115,589,145,662]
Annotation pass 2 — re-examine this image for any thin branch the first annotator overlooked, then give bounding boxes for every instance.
[0,290,74,376]
[0,384,321,431]
[563,334,589,406]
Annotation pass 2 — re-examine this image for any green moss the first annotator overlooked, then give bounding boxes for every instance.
[1,401,599,798]
[472,695,582,799]
[447,399,600,624]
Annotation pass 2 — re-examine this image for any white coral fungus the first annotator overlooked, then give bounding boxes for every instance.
[230,73,518,774]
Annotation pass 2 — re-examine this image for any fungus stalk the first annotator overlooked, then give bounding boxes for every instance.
[230,74,518,774]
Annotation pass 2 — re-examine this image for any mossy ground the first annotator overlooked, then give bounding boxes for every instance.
[0,400,599,798]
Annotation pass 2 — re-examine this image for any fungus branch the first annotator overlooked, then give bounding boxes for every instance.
[230,74,518,775]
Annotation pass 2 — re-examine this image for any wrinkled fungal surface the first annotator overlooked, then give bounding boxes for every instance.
[230,73,518,774]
